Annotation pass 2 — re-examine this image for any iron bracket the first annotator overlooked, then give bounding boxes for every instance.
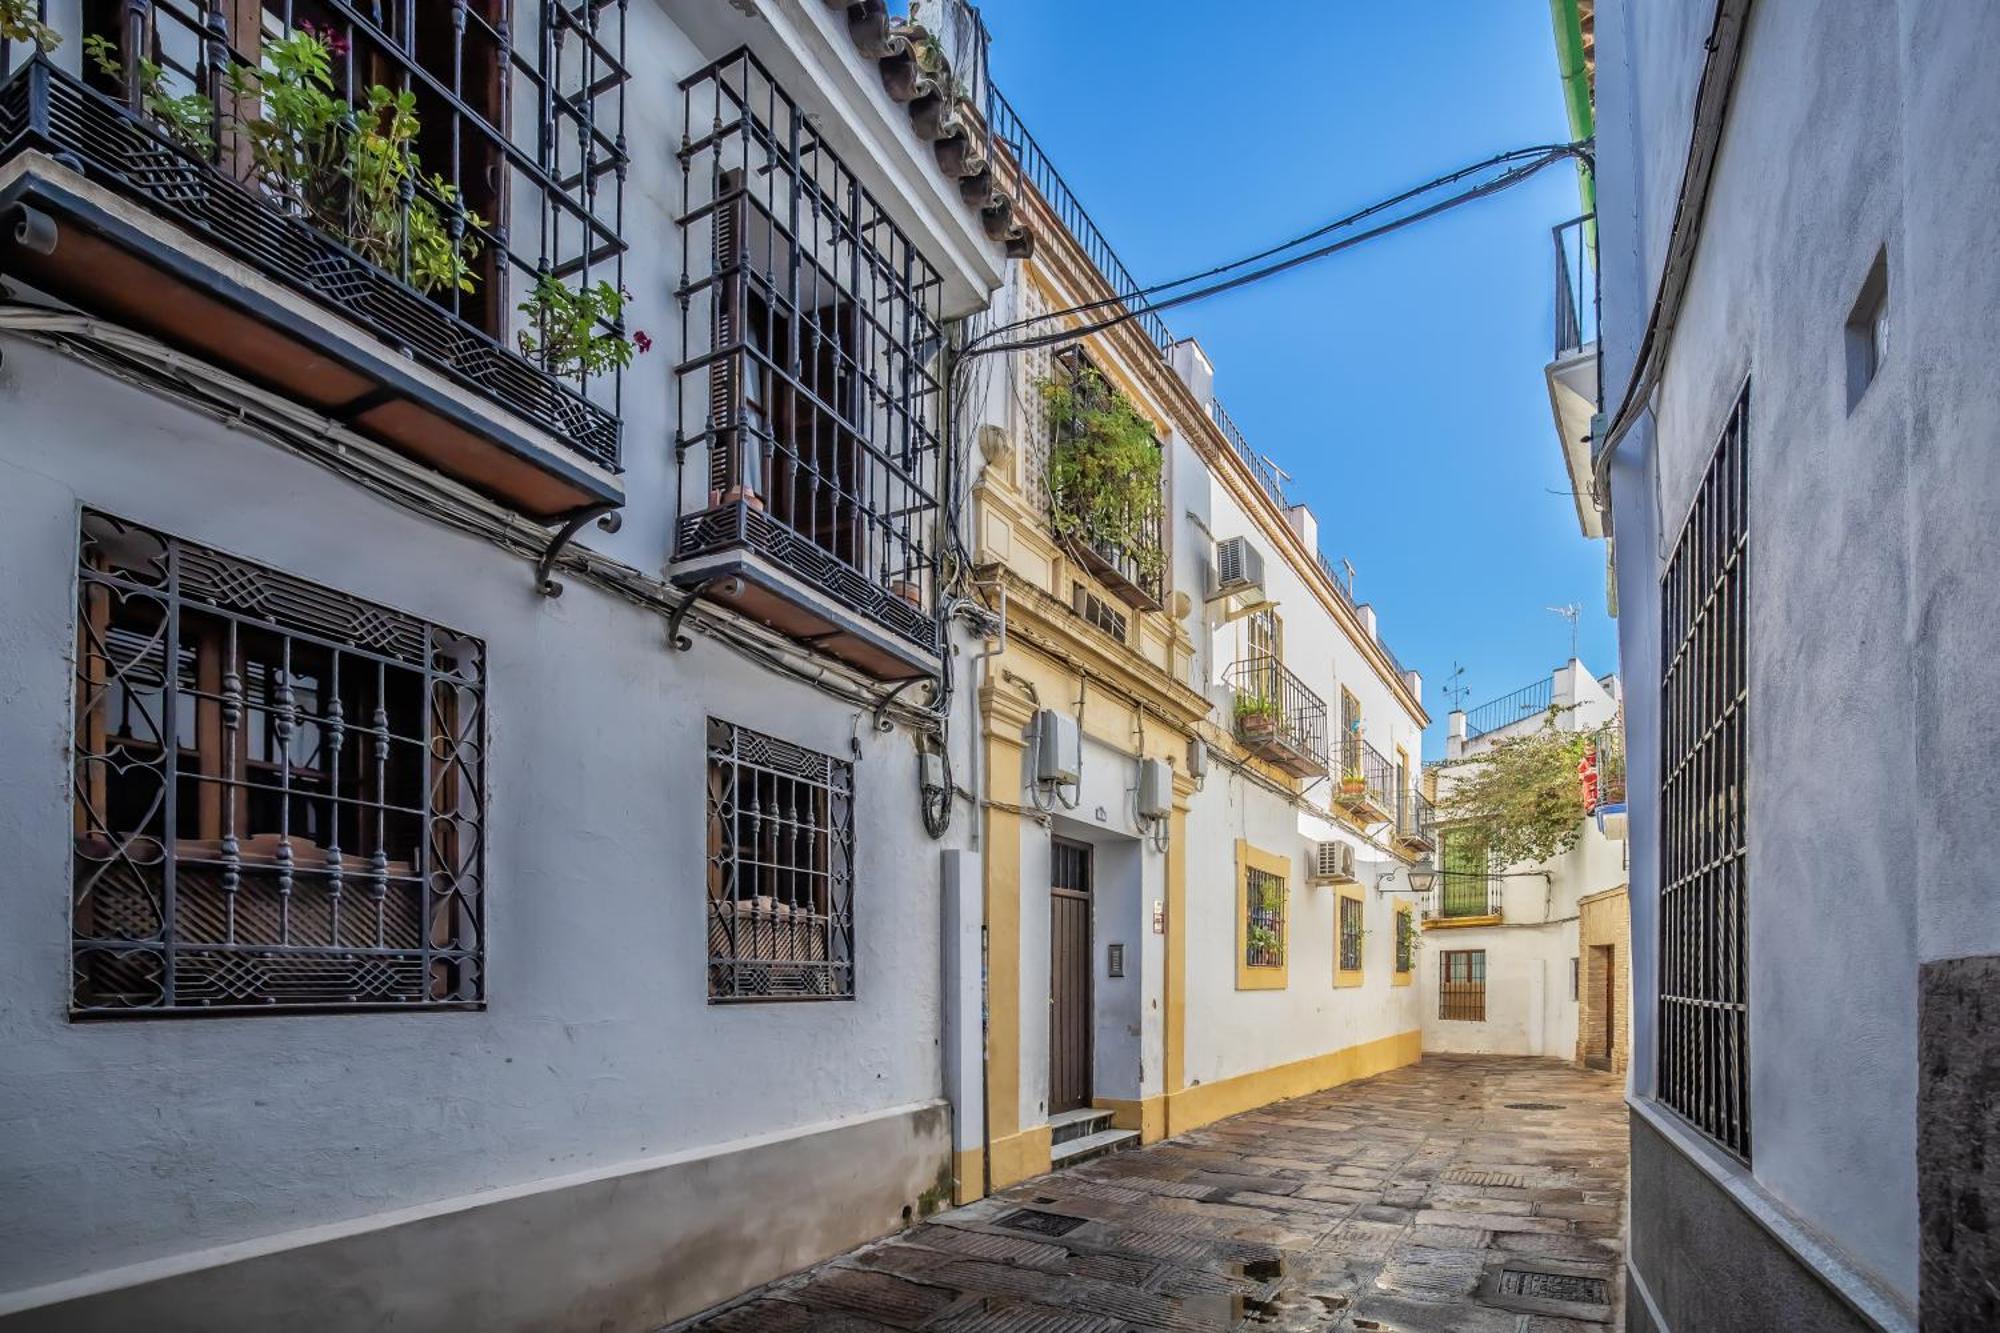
[871,676,929,732]
[534,503,622,597]
[666,575,738,651]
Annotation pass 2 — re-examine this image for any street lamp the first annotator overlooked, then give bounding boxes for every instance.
[1379,858,1438,895]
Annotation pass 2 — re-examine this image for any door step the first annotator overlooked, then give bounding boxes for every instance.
[1052,1126,1141,1168]
[1049,1106,1116,1146]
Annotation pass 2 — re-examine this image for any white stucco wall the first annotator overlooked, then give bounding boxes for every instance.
[0,0,1013,1306]
[1598,0,2000,1305]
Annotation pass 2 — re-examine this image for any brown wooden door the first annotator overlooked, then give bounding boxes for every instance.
[1600,946,1617,1061]
[1049,838,1094,1116]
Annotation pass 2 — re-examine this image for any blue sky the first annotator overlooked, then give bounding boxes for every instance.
[984,2,1616,757]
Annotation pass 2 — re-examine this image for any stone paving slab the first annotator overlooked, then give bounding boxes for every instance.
[671,1055,1628,1331]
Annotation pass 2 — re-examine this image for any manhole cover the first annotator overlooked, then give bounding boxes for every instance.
[1499,1269,1609,1304]
[995,1208,1088,1237]
[1503,1102,1566,1111]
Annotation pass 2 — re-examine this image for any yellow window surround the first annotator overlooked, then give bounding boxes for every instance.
[1235,839,1291,991]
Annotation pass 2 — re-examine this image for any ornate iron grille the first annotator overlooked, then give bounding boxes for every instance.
[705,718,854,1002]
[1338,894,1364,973]
[1432,826,1498,920]
[674,49,944,658]
[1439,949,1486,1021]
[1338,733,1397,813]
[1243,864,1284,969]
[71,511,485,1015]
[1659,385,1749,1159]
[0,1,628,466]
[1394,909,1414,974]
[1226,654,1329,777]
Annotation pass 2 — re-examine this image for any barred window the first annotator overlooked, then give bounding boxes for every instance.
[1660,385,1750,1158]
[1439,950,1486,1021]
[1244,865,1286,969]
[72,513,485,1015]
[706,719,855,1001]
[1395,907,1415,975]
[1338,894,1364,973]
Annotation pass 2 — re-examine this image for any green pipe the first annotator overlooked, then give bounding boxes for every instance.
[1550,0,1597,219]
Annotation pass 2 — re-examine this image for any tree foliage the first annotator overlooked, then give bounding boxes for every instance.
[1433,713,1624,866]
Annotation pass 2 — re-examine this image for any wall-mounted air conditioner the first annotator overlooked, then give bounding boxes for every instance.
[1209,536,1265,602]
[1034,709,1081,785]
[1308,839,1357,885]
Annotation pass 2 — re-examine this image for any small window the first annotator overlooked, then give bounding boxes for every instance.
[1245,865,1286,969]
[1845,250,1889,410]
[72,512,486,1015]
[1439,949,1486,1021]
[1338,894,1365,975]
[706,719,855,1001]
[1395,908,1415,976]
[1072,583,1128,642]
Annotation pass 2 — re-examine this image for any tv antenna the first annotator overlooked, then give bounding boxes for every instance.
[1547,603,1581,662]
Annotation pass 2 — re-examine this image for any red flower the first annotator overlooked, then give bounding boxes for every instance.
[632,330,653,355]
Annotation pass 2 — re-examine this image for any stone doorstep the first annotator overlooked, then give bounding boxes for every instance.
[1048,1106,1117,1147]
[1049,1127,1141,1169]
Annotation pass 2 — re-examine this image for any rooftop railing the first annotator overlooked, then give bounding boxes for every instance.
[1464,676,1556,739]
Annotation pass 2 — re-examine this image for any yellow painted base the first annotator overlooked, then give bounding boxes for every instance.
[1167,1028,1422,1135]
[1094,1095,1168,1143]
[987,1123,1054,1190]
[952,1147,986,1205]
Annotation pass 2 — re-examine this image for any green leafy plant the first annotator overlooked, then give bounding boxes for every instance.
[1234,692,1277,725]
[84,34,215,155]
[1246,923,1282,960]
[516,275,646,378]
[1037,368,1165,581]
[1433,711,1626,865]
[2,0,60,52]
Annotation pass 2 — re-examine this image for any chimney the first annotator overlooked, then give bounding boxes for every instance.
[1356,603,1379,640]
[1168,337,1215,408]
[1287,503,1318,551]
[1447,709,1467,760]
[1403,669,1422,701]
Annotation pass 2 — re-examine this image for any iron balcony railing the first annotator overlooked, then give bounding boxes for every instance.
[1337,735,1397,814]
[672,49,945,660]
[1464,676,1556,739]
[1397,787,1436,848]
[0,1,629,469]
[1430,869,1501,921]
[1226,654,1329,778]
[1554,212,1599,360]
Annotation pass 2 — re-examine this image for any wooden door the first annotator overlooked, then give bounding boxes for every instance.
[1048,838,1094,1115]
[1599,945,1617,1063]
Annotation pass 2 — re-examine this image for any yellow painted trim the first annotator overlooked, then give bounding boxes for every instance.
[952,1148,986,1205]
[1334,889,1366,988]
[1235,838,1291,990]
[988,1123,1053,1190]
[1392,904,1415,986]
[1425,914,1503,930]
[979,702,1029,1155]
[1166,1029,1421,1135]
[1095,1095,1167,1143]
[1166,799,1188,1098]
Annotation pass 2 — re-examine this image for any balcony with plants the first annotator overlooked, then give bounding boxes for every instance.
[1225,655,1328,780]
[670,50,945,683]
[1033,355,1166,613]
[1336,734,1396,824]
[0,2,634,520]
[1396,786,1437,855]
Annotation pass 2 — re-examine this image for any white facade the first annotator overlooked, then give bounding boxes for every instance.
[0,2,1014,1328]
[1594,0,2000,1329]
[1421,662,1626,1059]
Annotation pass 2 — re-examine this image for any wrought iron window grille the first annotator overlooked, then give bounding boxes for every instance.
[0,1,629,468]
[71,511,486,1016]
[1439,949,1486,1021]
[1338,895,1364,973]
[1394,909,1414,974]
[673,49,945,660]
[706,718,855,1002]
[1659,384,1750,1159]
[1243,864,1285,969]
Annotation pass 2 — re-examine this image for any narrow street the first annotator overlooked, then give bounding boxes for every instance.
[680,1056,1628,1332]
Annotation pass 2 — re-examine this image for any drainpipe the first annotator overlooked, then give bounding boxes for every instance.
[969,584,1006,1200]
[1549,0,1596,218]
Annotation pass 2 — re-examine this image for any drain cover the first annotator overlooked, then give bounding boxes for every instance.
[1503,1102,1565,1111]
[995,1208,1088,1237]
[1499,1269,1609,1304]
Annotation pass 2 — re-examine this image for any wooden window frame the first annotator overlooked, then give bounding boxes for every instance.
[1438,948,1487,1021]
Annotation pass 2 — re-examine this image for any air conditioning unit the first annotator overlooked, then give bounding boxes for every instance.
[1308,839,1357,885]
[1034,709,1081,785]
[1210,536,1265,601]
[1137,757,1173,820]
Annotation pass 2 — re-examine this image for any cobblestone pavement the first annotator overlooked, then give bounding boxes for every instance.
[680,1056,1628,1332]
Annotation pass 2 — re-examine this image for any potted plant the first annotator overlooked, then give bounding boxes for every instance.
[1246,922,1282,964]
[1235,691,1278,740]
[1339,770,1367,798]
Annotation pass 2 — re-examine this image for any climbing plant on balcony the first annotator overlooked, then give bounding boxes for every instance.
[1433,713,1625,865]
[83,34,216,155]
[1036,367,1164,582]
[516,275,647,377]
